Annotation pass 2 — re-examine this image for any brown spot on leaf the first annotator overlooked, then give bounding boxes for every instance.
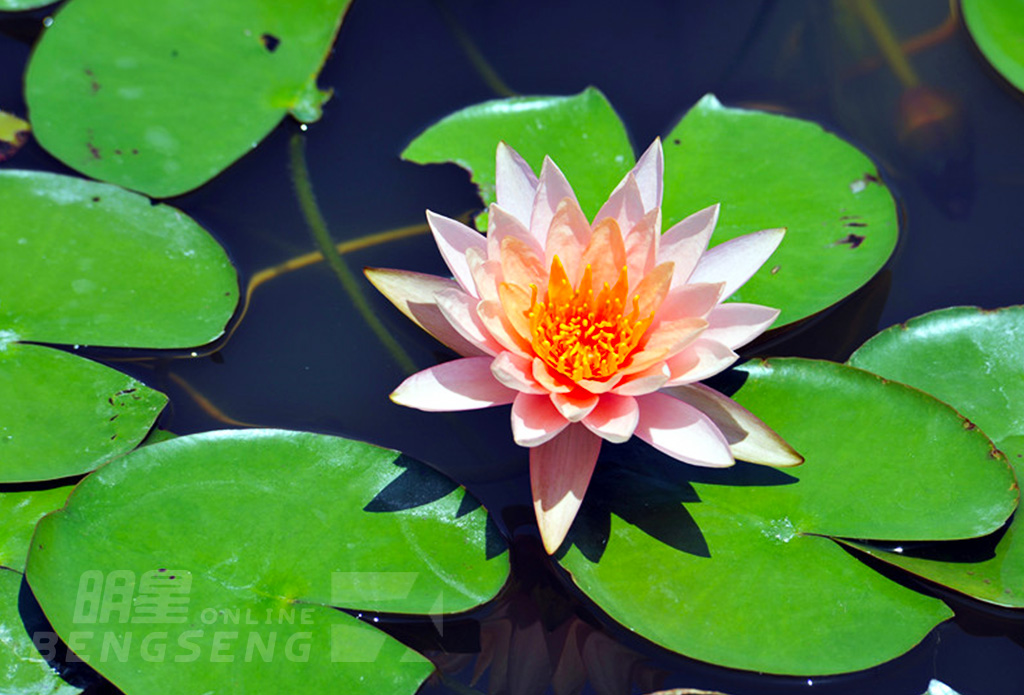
[844,222,868,228]
[672,138,681,145]
[84,68,100,93]
[770,265,780,275]
[260,33,281,52]
[834,234,865,249]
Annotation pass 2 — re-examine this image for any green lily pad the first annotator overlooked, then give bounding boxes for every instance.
[662,95,898,326]
[0,170,237,347]
[25,0,352,197]
[963,0,1024,94]
[0,568,81,695]
[402,87,634,225]
[848,305,1024,606]
[0,342,166,483]
[26,430,509,693]
[559,358,1016,674]
[0,484,74,571]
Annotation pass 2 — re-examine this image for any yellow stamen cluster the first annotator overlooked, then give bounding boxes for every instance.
[527,256,653,381]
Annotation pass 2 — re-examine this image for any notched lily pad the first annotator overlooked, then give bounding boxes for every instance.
[0,170,237,348]
[0,342,166,482]
[558,358,1015,675]
[26,430,509,694]
[662,95,898,327]
[0,483,74,571]
[848,305,1024,606]
[25,0,353,196]
[402,87,634,226]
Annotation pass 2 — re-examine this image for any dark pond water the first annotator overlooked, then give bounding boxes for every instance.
[4,1,1024,693]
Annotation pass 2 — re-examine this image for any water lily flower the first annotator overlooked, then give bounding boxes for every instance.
[366,140,802,554]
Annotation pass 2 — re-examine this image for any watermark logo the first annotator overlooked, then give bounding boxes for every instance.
[55,569,443,664]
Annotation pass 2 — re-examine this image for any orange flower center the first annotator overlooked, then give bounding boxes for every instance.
[526,256,653,382]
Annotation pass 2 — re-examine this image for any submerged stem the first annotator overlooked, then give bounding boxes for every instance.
[288,133,418,374]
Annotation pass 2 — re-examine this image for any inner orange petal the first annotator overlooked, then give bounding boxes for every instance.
[525,254,659,382]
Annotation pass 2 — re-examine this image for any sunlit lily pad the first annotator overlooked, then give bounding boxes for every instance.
[662,95,898,326]
[403,90,896,328]
[0,568,81,695]
[25,0,352,197]
[962,0,1024,94]
[0,170,237,347]
[26,430,509,693]
[558,358,1016,675]
[848,306,1024,606]
[0,342,166,482]
[0,483,74,571]
[403,87,633,224]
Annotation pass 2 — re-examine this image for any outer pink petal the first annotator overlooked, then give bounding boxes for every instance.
[544,198,590,285]
[478,300,533,357]
[582,393,639,443]
[530,157,579,247]
[530,424,602,554]
[364,267,488,357]
[426,210,487,295]
[688,228,785,300]
[664,338,739,385]
[490,351,546,394]
[435,288,502,355]
[611,363,671,397]
[551,390,600,422]
[664,383,803,466]
[623,208,660,281]
[593,172,645,236]
[634,391,734,467]
[495,142,539,226]
[391,357,516,411]
[512,392,569,446]
[658,204,719,288]
[466,248,502,303]
[703,303,780,350]
[653,282,724,324]
[487,203,542,262]
[632,138,664,212]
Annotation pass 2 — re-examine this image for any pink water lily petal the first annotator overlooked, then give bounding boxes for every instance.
[659,204,719,287]
[435,288,501,356]
[632,138,664,211]
[496,142,539,226]
[392,357,516,411]
[544,197,590,284]
[653,282,724,325]
[612,363,671,397]
[582,393,639,443]
[426,210,487,295]
[664,338,740,385]
[704,302,780,350]
[689,228,785,300]
[530,157,578,247]
[580,218,628,290]
[531,423,602,554]
[638,316,707,359]
[491,351,546,394]
[623,208,660,282]
[635,391,734,467]
[533,358,574,394]
[512,392,569,446]
[576,372,624,394]
[466,247,501,303]
[500,235,547,292]
[478,300,533,357]
[594,172,645,236]
[364,268,488,357]
[551,390,600,422]
[487,203,541,262]
[664,383,803,466]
